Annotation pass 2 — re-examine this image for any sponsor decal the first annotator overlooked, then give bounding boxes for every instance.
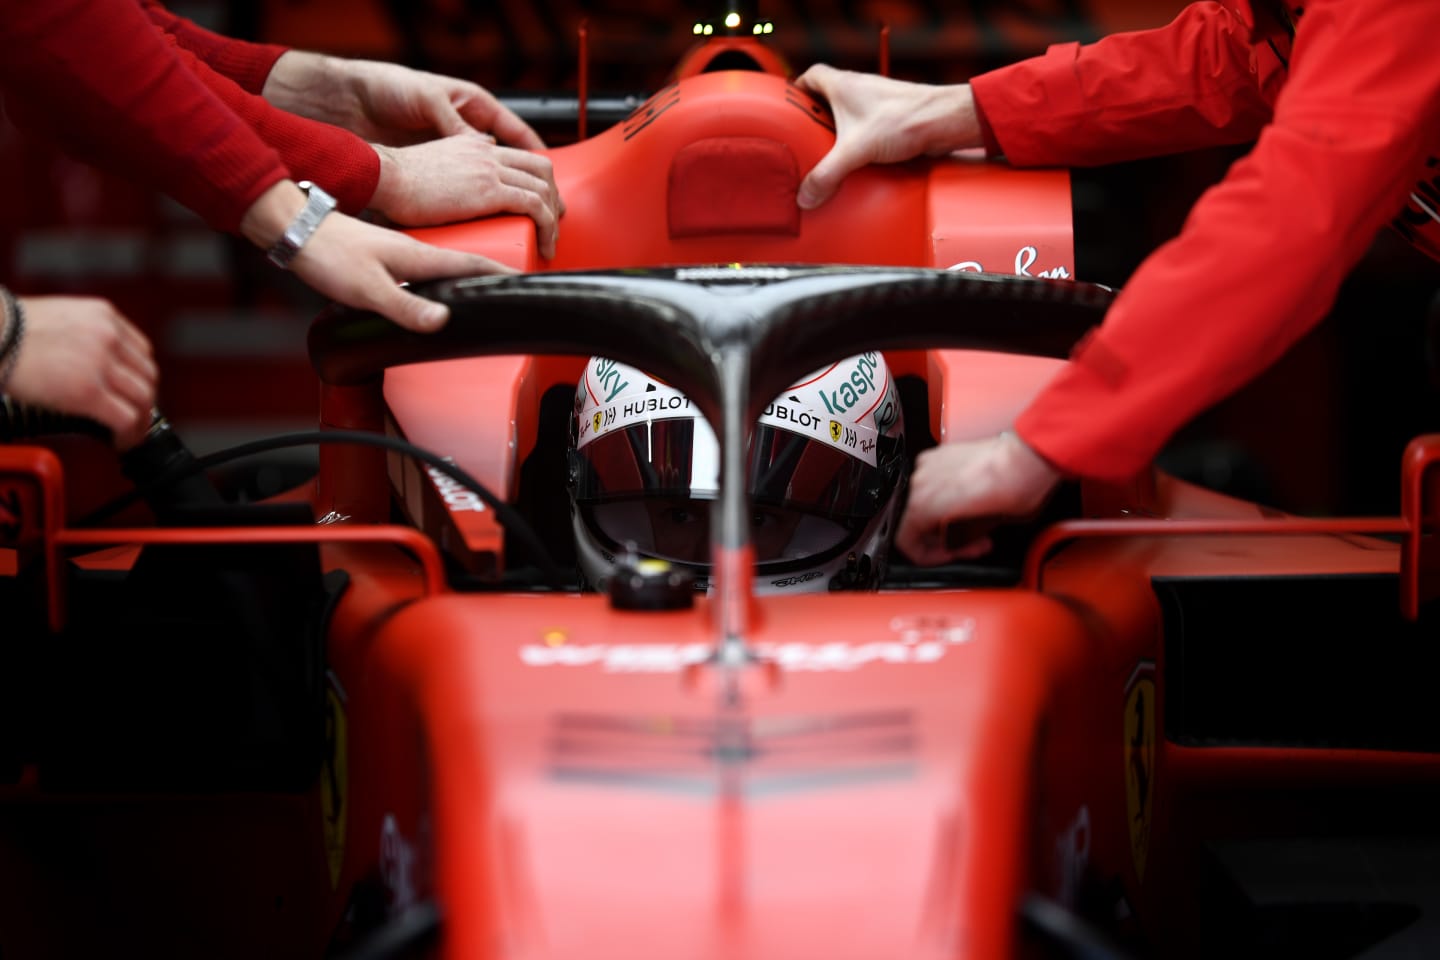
[426,460,486,513]
[760,398,877,466]
[576,381,878,466]
[622,394,691,418]
[589,356,632,404]
[519,641,950,672]
[576,353,888,464]
[888,614,975,646]
[521,620,975,672]
[946,244,1072,279]
[1014,245,1072,279]
[320,676,348,890]
[576,385,694,450]
[814,352,884,418]
[1123,661,1157,881]
[522,641,711,672]
[762,398,824,433]
[769,570,825,589]
[873,387,900,435]
[675,265,791,281]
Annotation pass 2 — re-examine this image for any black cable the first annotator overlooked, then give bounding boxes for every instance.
[0,396,109,443]
[77,429,568,588]
[1266,37,1289,69]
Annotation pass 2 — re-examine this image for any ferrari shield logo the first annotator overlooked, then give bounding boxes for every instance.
[321,685,348,889]
[593,411,603,434]
[1123,665,1156,881]
[829,420,842,442]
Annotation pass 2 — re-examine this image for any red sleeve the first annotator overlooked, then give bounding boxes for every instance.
[139,0,288,95]
[0,0,287,233]
[1012,0,1440,479]
[164,39,380,214]
[973,100,1002,158]
[969,1,1281,167]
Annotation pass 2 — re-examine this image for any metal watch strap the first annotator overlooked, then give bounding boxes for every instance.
[266,180,337,269]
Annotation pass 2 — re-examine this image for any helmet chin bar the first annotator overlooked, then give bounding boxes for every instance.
[309,266,1112,684]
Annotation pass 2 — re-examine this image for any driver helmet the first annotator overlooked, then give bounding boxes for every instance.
[568,352,906,594]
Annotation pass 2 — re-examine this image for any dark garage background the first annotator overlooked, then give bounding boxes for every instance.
[2,0,1437,517]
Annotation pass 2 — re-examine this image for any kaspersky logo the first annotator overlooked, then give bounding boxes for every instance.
[816,352,883,417]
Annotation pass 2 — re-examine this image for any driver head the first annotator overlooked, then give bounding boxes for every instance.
[567,353,906,594]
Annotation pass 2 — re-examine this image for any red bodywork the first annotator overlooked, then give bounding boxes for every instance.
[3,41,1440,960]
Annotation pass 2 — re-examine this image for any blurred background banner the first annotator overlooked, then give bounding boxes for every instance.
[2,0,1436,516]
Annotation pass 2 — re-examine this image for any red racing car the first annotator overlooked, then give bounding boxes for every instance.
[2,18,1440,960]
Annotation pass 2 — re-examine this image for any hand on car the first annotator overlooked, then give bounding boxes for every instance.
[291,212,517,332]
[241,181,516,333]
[5,296,157,449]
[264,53,565,253]
[371,132,563,257]
[266,52,546,150]
[895,430,1062,564]
[793,64,983,210]
[338,58,546,150]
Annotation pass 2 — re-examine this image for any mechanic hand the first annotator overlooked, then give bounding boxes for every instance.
[895,431,1062,565]
[241,181,516,333]
[264,52,547,151]
[793,64,983,210]
[4,296,157,449]
[370,132,563,257]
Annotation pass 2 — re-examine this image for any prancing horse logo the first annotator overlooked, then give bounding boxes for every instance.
[1123,662,1156,881]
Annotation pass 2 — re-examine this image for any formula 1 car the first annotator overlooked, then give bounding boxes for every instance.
[4,14,1440,960]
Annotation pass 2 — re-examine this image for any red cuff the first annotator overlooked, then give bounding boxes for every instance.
[203,41,289,95]
[971,94,1002,158]
[168,42,380,214]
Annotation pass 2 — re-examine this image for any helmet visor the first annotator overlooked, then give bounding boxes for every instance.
[571,419,891,564]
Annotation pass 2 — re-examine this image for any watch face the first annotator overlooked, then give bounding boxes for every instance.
[267,180,337,269]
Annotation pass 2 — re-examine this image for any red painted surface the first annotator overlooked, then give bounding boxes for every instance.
[391,68,1072,571]
[362,589,1093,959]
[3,30,1439,960]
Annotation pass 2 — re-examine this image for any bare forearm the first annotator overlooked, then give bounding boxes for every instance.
[261,50,360,127]
[238,179,308,249]
[910,83,985,157]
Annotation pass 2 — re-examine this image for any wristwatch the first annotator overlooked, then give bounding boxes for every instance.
[267,180,338,269]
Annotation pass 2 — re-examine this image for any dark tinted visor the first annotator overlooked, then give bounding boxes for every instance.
[572,421,891,563]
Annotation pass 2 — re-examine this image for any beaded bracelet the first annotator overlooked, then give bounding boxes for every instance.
[0,287,25,393]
